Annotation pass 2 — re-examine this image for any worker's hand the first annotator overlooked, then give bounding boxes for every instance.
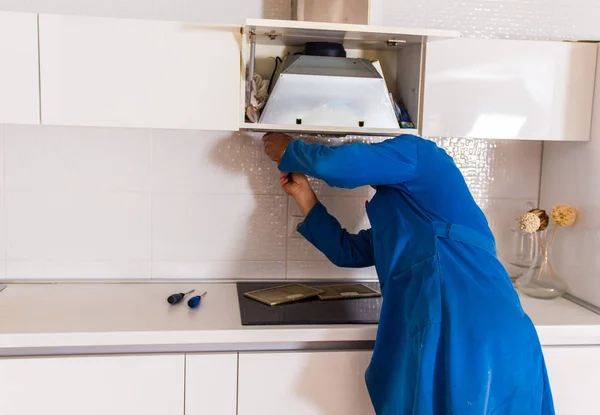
[280,172,318,216]
[280,172,310,197]
[263,132,293,163]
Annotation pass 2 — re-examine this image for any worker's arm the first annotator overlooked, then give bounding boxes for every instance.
[281,172,374,268]
[297,202,374,268]
[266,134,418,188]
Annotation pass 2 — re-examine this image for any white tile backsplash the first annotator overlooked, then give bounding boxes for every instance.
[4,125,151,191]
[553,5,600,40]
[488,140,542,199]
[152,261,285,280]
[0,127,4,278]
[0,0,571,281]
[152,193,286,262]
[0,125,4,188]
[433,138,541,206]
[0,190,5,280]
[6,191,151,262]
[151,130,281,195]
[288,196,371,262]
[372,0,600,40]
[7,260,150,280]
[480,197,538,267]
[287,261,378,280]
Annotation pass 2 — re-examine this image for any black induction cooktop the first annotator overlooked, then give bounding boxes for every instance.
[236,281,382,326]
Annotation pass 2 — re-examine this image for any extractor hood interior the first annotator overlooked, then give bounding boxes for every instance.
[259,54,400,130]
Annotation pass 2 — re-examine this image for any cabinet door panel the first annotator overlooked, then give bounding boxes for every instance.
[186,353,237,415]
[544,346,600,415]
[40,15,240,130]
[0,354,184,415]
[238,351,375,415]
[0,11,40,124]
[423,38,597,141]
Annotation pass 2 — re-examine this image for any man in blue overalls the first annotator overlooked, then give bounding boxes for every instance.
[263,132,554,415]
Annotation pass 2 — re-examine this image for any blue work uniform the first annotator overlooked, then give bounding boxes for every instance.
[279,135,554,415]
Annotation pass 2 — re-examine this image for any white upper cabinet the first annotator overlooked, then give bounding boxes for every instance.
[39,15,241,130]
[0,11,40,125]
[422,38,598,141]
[13,12,596,139]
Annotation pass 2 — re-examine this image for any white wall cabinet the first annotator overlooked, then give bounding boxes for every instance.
[186,353,238,415]
[1,11,596,140]
[238,350,375,415]
[38,15,241,130]
[0,354,185,415]
[422,38,598,141]
[544,346,600,415]
[0,11,40,124]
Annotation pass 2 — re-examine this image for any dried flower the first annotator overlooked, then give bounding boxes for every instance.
[518,213,541,233]
[551,204,577,227]
[528,208,549,231]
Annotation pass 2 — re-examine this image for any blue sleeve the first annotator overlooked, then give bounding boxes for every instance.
[278,135,418,188]
[297,202,374,268]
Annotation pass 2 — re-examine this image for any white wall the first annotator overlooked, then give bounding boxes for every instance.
[370,0,600,41]
[2,0,597,281]
[540,49,600,305]
[0,0,291,24]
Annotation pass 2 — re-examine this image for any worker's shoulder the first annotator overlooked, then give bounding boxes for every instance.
[385,134,427,145]
[379,134,432,151]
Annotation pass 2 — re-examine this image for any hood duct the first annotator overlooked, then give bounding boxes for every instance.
[292,0,369,25]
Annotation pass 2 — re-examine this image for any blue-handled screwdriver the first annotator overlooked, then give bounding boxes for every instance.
[187,291,207,309]
[167,289,195,305]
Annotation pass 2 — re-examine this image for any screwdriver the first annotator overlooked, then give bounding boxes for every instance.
[167,289,195,305]
[187,291,208,309]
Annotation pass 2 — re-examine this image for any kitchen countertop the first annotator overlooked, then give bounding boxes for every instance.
[2,282,600,356]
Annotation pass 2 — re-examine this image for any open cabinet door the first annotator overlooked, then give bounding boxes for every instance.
[39,15,241,130]
[421,38,597,141]
[240,19,458,136]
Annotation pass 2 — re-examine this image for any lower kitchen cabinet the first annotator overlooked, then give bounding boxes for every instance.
[238,350,375,415]
[185,353,238,415]
[543,346,600,414]
[0,354,184,415]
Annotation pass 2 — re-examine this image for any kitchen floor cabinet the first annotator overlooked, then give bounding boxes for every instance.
[0,12,40,124]
[543,346,600,414]
[422,38,598,141]
[238,350,375,415]
[39,15,241,130]
[185,353,238,415]
[0,354,184,415]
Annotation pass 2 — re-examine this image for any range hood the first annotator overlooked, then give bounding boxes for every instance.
[252,0,401,130]
[259,54,400,129]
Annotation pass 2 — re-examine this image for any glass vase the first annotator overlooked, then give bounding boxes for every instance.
[507,227,538,282]
[506,202,537,282]
[516,228,568,299]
